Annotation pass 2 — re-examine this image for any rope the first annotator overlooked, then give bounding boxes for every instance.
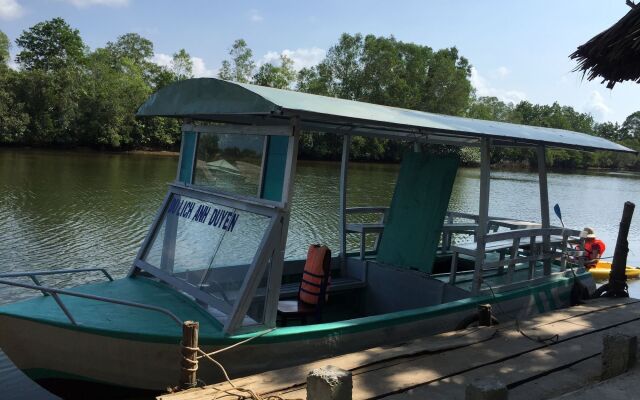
[178,327,303,400]
[482,281,559,345]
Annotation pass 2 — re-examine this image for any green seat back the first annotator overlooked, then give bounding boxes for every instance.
[376,152,459,273]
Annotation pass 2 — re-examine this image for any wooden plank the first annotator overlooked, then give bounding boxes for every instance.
[158,298,639,400]
[276,301,640,399]
[158,327,497,400]
[507,356,600,400]
[384,315,640,399]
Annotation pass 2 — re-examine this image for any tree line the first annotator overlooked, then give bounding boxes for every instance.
[0,18,638,169]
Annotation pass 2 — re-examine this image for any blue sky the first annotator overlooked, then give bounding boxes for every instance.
[1,0,638,123]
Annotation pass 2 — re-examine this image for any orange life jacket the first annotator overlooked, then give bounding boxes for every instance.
[583,239,606,260]
[299,245,331,305]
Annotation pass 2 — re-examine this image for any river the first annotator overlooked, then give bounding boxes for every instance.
[0,148,639,395]
[1,149,638,287]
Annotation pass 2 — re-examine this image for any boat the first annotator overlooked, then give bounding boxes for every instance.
[589,260,640,280]
[0,78,634,391]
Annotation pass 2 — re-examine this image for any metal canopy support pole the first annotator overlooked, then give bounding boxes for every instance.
[225,119,300,333]
[472,138,491,295]
[263,118,300,328]
[339,134,351,272]
[537,145,551,275]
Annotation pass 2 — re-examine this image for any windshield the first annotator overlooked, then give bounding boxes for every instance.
[193,132,265,197]
[143,192,273,326]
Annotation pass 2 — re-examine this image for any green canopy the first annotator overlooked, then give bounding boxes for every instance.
[137,78,634,154]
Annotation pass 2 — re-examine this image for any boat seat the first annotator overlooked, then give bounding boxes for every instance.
[450,235,565,257]
[279,276,366,299]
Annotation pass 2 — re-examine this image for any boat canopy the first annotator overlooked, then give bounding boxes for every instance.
[137,78,634,154]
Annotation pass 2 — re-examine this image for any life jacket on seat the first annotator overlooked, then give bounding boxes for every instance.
[298,244,332,305]
[583,239,606,260]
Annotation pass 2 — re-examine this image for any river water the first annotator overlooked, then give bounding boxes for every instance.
[0,148,639,394]
[1,149,638,287]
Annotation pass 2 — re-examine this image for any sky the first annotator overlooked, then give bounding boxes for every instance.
[0,0,638,124]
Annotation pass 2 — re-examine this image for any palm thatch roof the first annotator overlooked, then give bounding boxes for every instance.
[570,1,640,88]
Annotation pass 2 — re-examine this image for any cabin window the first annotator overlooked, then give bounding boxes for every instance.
[143,193,272,323]
[193,132,265,198]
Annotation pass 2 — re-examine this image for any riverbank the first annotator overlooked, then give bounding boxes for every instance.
[2,145,639,173]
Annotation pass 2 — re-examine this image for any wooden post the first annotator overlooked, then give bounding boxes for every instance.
[594,201,635,298]
[478,304,492,327]
[307,365,352,400]
[601,333,637,380]
[466,377,508,400]
[472,138,491,295]
[339,134,351,273]
[536,145,551,276]
[180,320,199,389]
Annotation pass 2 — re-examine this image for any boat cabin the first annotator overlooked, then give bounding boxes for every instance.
[133,78,634,335]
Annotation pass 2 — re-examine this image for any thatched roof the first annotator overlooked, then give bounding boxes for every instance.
[570,1,640,88]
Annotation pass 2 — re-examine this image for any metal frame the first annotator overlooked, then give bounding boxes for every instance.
[130,184,281,319]
[537,145,552,275]
[183,123,291,136]
[339,134,351,270]
[0,269,182,326]
[223,118,299,333]
[471,138,491,295]
[127,121,299,335]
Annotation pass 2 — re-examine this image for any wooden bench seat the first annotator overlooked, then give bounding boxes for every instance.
[450,235,564,256]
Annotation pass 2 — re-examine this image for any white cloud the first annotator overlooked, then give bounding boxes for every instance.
[582,90,612,121]
[260,47,326,71]
[151,53,172,68]
[191,56,216,78]
[65,0,128,7]
[471,67,526,105]
[0,0,24,20]
[496,66,510,78]
[249,9,263,22]
[151,53,216,78]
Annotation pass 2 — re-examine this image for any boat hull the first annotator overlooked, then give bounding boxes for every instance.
[0,273,592,390]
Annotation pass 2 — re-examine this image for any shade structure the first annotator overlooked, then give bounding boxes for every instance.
[570,3,640,89]
[137,78,635,154]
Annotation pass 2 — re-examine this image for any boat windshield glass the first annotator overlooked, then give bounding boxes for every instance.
[143,193,272,325]
[193,132,264,197]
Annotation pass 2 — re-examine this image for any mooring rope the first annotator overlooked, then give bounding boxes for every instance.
[178,327,303,400]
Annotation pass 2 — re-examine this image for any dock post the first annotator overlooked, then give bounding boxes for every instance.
[601,333,637,380]
[307,365,352,400]
[180,320,199,389]
[593,201,635,298]
[478,304,492,327]
[466,377,508,400]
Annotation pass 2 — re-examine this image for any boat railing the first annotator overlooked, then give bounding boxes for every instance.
[345,207,389,259]
[0,267,114,287]
[451,227,584,292]
[0,272,183,327]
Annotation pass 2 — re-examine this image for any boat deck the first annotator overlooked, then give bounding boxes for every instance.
[158,297,640,400]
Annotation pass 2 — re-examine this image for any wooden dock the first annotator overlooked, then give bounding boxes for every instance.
[159,297,640,400]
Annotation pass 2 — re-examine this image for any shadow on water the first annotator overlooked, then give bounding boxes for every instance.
[37,379,159,400]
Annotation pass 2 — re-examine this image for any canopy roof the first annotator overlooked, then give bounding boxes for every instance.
[570,3,640,89]
[137,78,634,153]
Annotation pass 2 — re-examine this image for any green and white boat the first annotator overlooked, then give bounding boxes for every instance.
[0,78,633,391]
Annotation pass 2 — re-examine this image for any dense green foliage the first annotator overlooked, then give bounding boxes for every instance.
[0,20,183,149]
[0,18,638,169]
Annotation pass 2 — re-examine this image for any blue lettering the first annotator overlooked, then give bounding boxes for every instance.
[208,209,219,225]
[227,213,239,232]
